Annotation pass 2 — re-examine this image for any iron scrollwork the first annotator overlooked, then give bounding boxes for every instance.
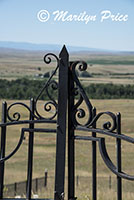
[71,61,93,127]
[7,53,59,122]
[34,53,59,120]
[71,60,117,132]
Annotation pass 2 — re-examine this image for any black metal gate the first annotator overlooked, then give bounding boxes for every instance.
[0,45,134,200]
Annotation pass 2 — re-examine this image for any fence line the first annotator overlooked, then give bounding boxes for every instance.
[3,174,115,198]
[4,174,134,199]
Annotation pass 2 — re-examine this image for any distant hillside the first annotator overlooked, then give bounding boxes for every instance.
[0,41,117,53]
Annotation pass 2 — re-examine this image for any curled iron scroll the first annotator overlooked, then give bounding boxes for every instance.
[7,53,59,122]
[7,102,38,122]
[87,111,117,132]
[70,61,117,132]
[71,61,93,126]
[34,53,59,120]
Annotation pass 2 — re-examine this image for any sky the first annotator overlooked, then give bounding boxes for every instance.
[0,0,134,51]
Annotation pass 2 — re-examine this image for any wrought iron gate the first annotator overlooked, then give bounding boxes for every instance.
[0,45,134,200]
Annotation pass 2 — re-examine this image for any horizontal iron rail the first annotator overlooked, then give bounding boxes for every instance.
[76,126,134,143]
[74,135,99,142]
[22,128,57,133]
[0,119,57,127]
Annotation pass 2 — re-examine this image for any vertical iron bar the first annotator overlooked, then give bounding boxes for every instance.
[92,107,97,200]
[54,45,68,200]
[116,113,122,200]
[26,98,35,200]
[0,101,7,199]
[68,61,75,200]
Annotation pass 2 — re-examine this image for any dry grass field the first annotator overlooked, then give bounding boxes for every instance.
[0,49,53,80]
[0,49,134,85]
[1,99,134,199]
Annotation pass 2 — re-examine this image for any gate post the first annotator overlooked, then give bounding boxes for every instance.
[54,45,69,200]
[68,62,75,200]
[92,107,97,200]
[26,98,35,199]
[0,102,7,199]
[116,113,122,200]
